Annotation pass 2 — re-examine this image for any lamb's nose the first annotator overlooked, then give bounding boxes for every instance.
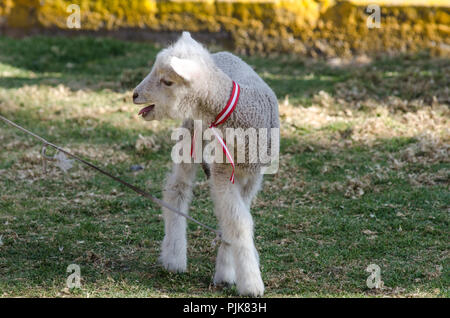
[132,92,139,101]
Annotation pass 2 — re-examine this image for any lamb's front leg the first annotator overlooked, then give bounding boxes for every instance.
[211,170,264,296]
[159,162,198,272]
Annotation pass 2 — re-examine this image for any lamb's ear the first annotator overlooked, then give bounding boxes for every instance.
[169,56,200,82]
[182,31,192,40]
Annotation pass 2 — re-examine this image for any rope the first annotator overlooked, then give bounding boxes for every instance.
[0,114,227,246]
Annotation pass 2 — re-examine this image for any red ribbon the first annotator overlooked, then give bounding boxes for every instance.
[191,81,240,183]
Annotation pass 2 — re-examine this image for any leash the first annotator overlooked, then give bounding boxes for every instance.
[0,114,227,246]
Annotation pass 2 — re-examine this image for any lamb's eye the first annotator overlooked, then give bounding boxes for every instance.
[161,79,173,86]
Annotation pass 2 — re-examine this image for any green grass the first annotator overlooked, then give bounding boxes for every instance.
[0,36,448,298]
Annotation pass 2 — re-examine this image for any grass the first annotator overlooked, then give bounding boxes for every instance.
[0,35,448,298]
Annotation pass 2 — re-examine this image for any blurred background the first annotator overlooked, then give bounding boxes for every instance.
[1,0,449,56]
[0,1,448,297]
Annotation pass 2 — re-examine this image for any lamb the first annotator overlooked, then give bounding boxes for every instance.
[133,32,279,296]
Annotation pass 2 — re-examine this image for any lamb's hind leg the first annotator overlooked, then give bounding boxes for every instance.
[159,162,198,272]
[211,169,264,296]
[213,173,263,286]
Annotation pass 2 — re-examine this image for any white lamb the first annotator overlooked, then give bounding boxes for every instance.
[133,32,279,296]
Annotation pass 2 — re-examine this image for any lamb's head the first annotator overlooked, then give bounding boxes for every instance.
[133,32,213,121]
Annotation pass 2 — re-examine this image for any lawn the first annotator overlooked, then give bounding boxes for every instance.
[0,35,448,297]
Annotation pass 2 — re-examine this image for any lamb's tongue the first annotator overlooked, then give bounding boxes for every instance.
[138,105,154,116]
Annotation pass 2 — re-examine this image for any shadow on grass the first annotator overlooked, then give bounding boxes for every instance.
[2,35,447,107]
[0,35,343,102]
[0,76,66,89]
[0,35,156,93]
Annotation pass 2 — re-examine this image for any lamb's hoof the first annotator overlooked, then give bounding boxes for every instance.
[236,276,265,297]
[158,255,187,273]
[159,237,187,273]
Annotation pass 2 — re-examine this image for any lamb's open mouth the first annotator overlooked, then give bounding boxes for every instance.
[138,104,155,117]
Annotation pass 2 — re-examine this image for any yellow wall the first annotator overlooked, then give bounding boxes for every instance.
[1,0,449,57]
[349,0,449,6]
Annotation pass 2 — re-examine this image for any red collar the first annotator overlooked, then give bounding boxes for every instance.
[210,81,240,127]
[191,81,240,183]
